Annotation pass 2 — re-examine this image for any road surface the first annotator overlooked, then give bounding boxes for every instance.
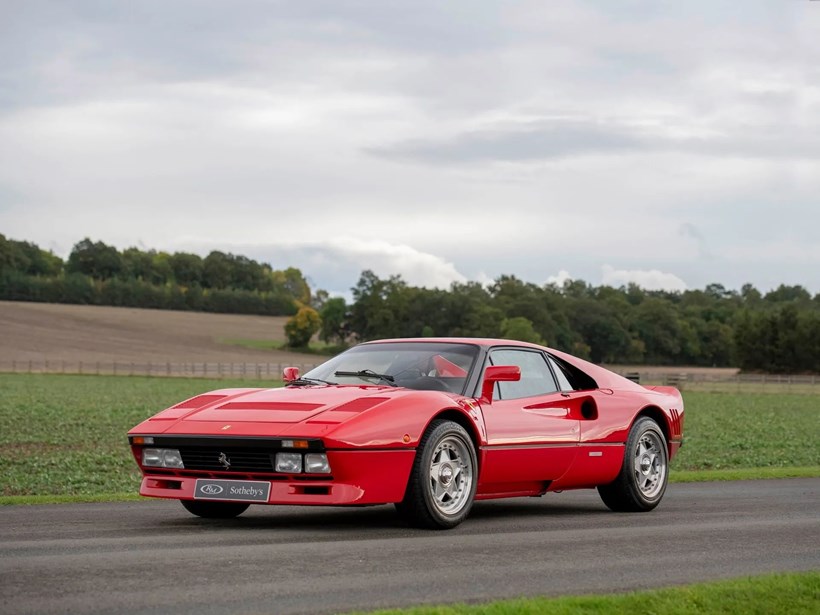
[1,478,818,614]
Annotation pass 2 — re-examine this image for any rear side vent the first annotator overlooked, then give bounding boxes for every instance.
[581,399,598,420]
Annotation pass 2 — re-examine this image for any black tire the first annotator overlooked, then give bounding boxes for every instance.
[598,416,669,512]
[181,500,250,519]
[399,420,477,529]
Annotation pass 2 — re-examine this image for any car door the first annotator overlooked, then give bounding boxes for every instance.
[479,348,581,488]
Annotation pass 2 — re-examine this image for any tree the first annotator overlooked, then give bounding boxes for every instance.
[630,298,682,364]
[348,270,407,340]
[312,289,330,311]
[500,316,545,345]
[568,299,631,364]
[764,284,811,304]
[66,238,123,279]
[740,283,762,306]
[150,252,173,285]
[202,251,233,288]
[285,306,321,348]
[0,234,11,271]
[319,297,348,345]
[168,252,203,287]
[277,267,311,305]
[121,247,155,281]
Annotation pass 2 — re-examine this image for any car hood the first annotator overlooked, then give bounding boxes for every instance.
[164,385,397,422]
[130,384,464,446]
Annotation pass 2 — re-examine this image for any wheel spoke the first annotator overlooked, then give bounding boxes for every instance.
[432,476,447,502]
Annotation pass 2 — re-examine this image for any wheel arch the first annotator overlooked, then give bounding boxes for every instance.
[425,408,482,470]
[634,405,672,454]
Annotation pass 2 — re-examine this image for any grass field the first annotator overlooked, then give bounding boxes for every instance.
[358,572,820,615]
[0,373,818,499]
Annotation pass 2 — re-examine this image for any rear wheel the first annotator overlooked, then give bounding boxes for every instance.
[399,420,477,529]
[598,417,668,512]
[181,500,250,519]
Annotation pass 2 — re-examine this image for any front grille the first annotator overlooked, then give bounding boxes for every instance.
[179,448,274,473]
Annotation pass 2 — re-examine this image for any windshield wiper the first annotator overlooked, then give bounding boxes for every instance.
[334,369,396,386]
[285,377,334,387]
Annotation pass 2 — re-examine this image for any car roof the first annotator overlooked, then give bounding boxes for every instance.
[362,337,645,392]
[363,337,548,350]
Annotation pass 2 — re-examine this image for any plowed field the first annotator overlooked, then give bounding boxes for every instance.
[0,301,317,364]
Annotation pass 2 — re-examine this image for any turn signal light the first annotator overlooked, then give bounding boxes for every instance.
[282,439,309,449]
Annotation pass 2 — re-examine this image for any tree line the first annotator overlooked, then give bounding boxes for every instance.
[0,235,310,316]
[315,271,820,374]
[3,233,818,372]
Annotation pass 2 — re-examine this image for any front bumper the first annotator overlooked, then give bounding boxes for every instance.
[138,449,416,506]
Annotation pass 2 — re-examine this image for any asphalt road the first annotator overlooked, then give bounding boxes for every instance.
[1,478,818,615]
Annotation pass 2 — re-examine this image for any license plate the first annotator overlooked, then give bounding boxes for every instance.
[193,479,271,502]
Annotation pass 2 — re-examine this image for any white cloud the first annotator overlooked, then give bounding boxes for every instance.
[324,237,467,289]
[176,236,468,293]
[545,270,573,287]
[601,265,687,292]
[1,1,820,294]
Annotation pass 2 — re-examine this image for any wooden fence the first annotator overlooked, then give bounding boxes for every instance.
[0,361,817,393]
[622,371,820,394]
[0,360,321,380]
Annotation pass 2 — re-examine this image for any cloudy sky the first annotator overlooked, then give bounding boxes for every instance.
[1,0,819,297]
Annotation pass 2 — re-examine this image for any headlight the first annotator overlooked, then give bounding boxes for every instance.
[275,452,302,473]
[304,453,331,474]
[142,448,184,469]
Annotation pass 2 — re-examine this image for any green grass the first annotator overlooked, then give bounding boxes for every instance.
[671,466,820,482]
[0,373,278,497]
[0,375,817,501]
[671,392,820,471]
[355,572,820,615]
[1,493,145,505]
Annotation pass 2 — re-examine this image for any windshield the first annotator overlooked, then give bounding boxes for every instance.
[303,342,480,394]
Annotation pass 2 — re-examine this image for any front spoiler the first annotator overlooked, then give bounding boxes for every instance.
[138,449,416,506]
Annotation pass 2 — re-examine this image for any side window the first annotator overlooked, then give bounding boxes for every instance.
[489,349,559,400]
[547,356,575,391]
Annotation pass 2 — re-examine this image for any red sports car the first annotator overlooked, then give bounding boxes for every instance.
[128,338,684,528]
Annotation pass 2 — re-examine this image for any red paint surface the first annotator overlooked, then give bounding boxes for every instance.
[129,338,684,507]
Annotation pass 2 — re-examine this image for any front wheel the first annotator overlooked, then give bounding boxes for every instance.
[398,420,477,529]
[598,417,668,512]
[181,500,250,519]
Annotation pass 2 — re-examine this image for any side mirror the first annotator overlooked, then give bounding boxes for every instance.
[283,367,300,383]
[479,365,521,404]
